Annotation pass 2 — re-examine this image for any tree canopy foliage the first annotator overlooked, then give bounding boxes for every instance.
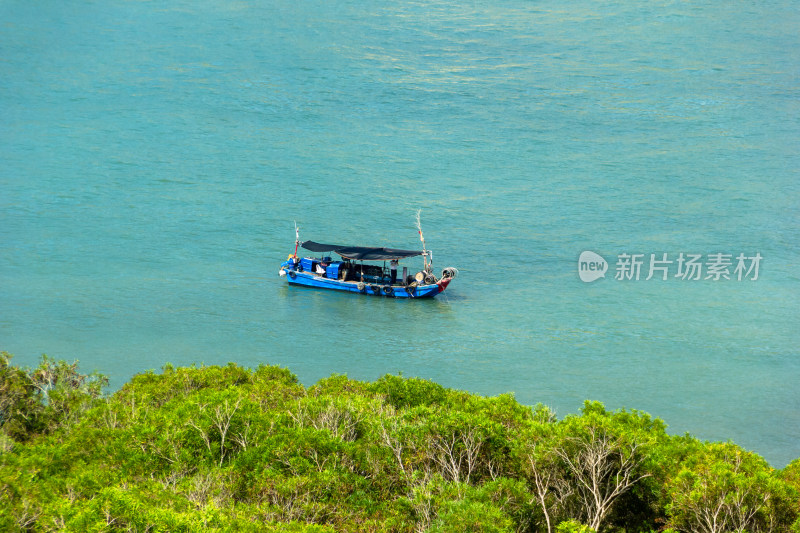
[1,352,798,532]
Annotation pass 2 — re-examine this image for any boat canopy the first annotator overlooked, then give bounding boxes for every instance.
[301,240,423,261]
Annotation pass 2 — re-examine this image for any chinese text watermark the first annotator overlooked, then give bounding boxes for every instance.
[579,252,762,283]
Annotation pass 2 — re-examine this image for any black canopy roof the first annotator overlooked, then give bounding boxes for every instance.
[301,240,422,261]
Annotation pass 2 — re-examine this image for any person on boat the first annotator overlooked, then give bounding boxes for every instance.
[390,259,398,285]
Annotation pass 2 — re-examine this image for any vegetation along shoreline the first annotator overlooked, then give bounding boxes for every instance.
[2,352,799,532]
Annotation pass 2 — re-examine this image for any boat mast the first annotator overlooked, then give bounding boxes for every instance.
[293,221,300,258]
[415,209,431,272]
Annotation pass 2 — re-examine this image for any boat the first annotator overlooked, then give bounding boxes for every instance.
[279,219,457,299]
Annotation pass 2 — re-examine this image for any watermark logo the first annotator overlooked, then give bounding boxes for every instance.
[578,251,762,282]
[578,251,608,283]
[614,252,762,281]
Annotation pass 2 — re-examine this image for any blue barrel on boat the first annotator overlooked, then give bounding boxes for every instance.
[326,262,341,279]
[299,258,314,271]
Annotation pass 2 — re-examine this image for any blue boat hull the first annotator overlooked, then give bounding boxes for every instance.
[282,270,442,298]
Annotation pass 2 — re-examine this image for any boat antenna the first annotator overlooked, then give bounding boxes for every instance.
[293,221,300,258]
[415,209,430,272]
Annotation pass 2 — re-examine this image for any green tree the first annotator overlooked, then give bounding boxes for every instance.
[665,442,797,533]
[555,519,596,533]
[0,352,42,440]
[432,497,514,532]
[29,355,108,432]
[521,401,665,532]
[0,353,107,441]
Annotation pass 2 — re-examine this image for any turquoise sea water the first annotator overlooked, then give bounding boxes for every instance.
[1,1,798,466]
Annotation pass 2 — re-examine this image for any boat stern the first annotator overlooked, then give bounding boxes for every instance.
[279,256,298,277]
